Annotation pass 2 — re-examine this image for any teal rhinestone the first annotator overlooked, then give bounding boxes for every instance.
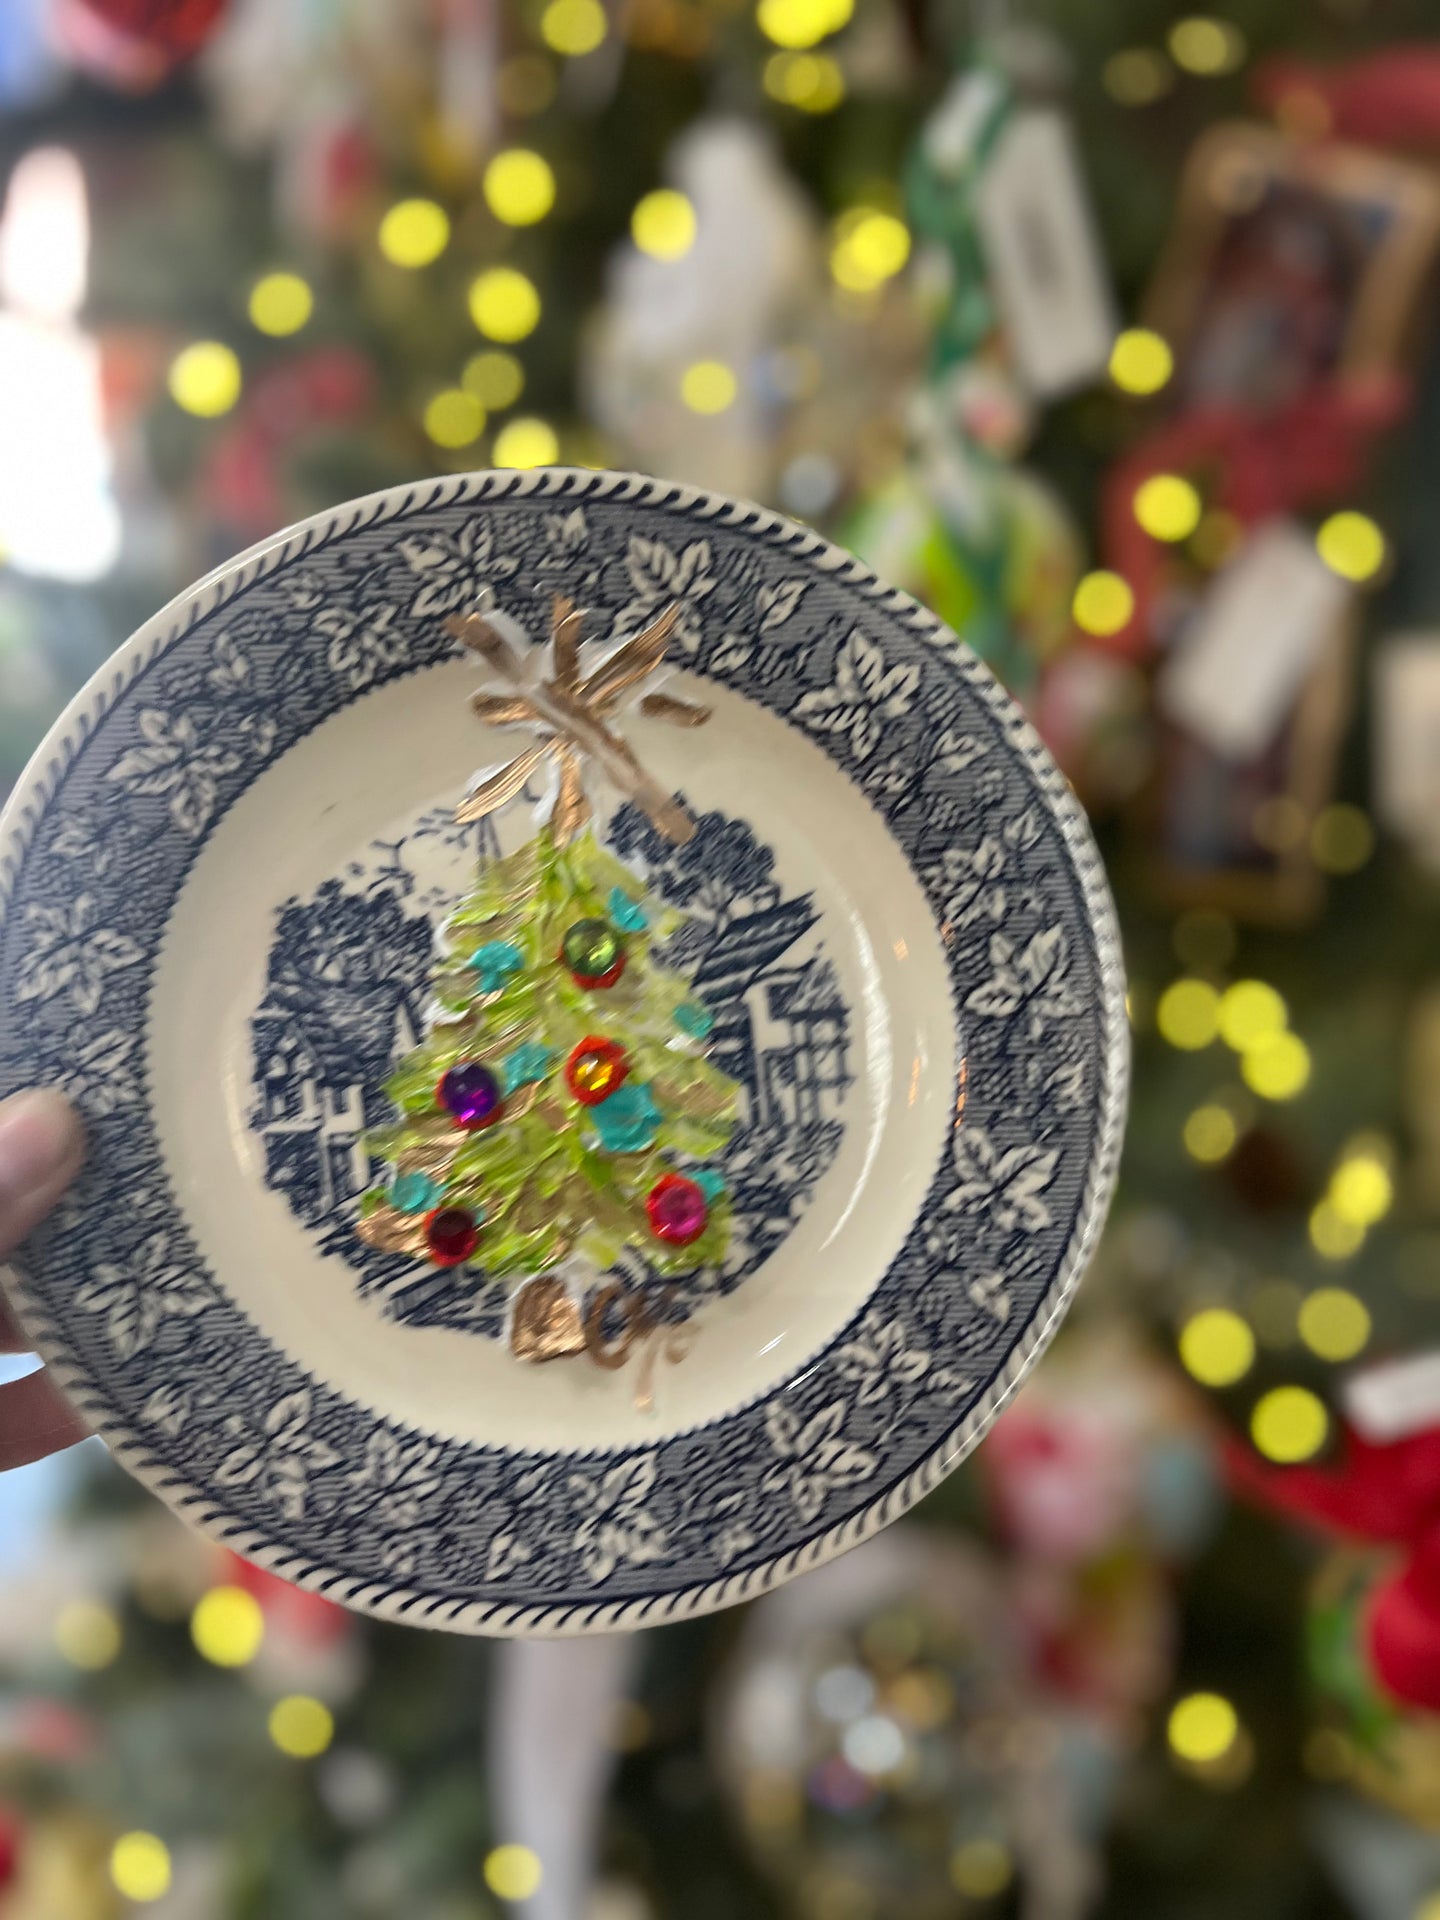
[608,886,649,933]
[693,1168,727,1201]
[502,1040,553,1093]
[591,1082,662,1154]
[674,1000,714,1039]
[391,1171,444,1214]
[468,940,525,993]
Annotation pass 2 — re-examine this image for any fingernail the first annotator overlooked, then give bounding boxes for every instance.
[0,1090,84,1197]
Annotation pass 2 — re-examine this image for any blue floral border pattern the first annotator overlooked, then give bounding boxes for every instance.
[247,800,853,1337]
[0,471,1127,1634]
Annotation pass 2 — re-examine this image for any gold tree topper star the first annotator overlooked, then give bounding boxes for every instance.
[443,597,710,845]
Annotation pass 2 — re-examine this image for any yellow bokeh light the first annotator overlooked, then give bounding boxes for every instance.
[1309,1200,1365,1262]
[1103,48,1173,106]
[950,1838,1014,1899]
[1168,1692,1238,1764]
[169,341,242,419]
[492,416,559,469]
[1311,803,1374,875]
[1134,473,1202,542]
[1218,980,1287,1052]
[1251,1385,1328,1462]
[831,209,910,292]
[1109,328,1173,396]
[632,189,697,261]
[1168,17,1246,75]
[540,0,607,55]
[484,1845,543,1901]
[469,267,541,343]
[757,0,852,50]
[423,389,485,449]
[269,1694,336,1759]
[111,1833,172,1903]
[1183,1105,1238,1165]
[191,1585,265,1668]
[1179,1307,1255,1387]
[483,149,556,227]
[378,198,451,269]
[248,271,313,337]
[463,350,524,410]
[1298,1288,1372,1363]
[681,359,738,414]
[1241,1032,1310,1101]
[1156,977,1221,1050]
[1072,570,1135,637]
[1415,1895,1440,1920]
[1330,1154,1392,1227]
[763,50,846,111]
[55,1599,122,1670]
[1316,510,1385,583]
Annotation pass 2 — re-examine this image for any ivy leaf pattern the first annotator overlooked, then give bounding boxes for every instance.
[567,1454,668,1584]
[762,1400,878,1526]
[15,896,142,1016]
[947,1128,1059,1235]
[835,1311,930,1408]
[615,534,716,653]
[315,604,407,690]
[105,709,243,839]
[398,517,518,619]
[215,1389,342,1521]
[54,1027,140,1116]
[73,1231,215,1361]
[965,927,1084,1038]
[794,627,920,761]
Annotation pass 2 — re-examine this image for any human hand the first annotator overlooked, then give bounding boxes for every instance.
[0,1090,88,1470]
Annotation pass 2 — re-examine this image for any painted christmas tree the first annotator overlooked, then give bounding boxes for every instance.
[355,596,740,1357]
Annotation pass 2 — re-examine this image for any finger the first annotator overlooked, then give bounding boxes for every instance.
[0,1090,85,1259]
[0,1366,89,1471]
[0,1288,29,1354]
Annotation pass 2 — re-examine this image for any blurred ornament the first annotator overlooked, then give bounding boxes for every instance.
[54,0,227,87]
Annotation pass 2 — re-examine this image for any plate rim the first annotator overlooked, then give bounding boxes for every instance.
[0,467,1128,1635]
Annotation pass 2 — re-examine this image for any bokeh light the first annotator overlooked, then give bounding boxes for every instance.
[681,359,738,414]
[248,271,313,337]
[1309,1200,1365,1262]
[757,0,852,50]
[1183,1105,1237,1165]
[1240,1032,1310,1101]
[269,1695,336,1759]
[483,149,556,226]
[1311,803,1374,874]
[631,189,697,261]
[378,198,450,268]
[1179,1307,1254,1386]
[1168,1692,1238,1764]
[111,1833,172,1903]
[463,350,524,409]
[950,1839,1014,1898]
[540,0,607,54]
[423,389,485,449]
[1109,328,1173,395]
[1317,511,1385,583]
[1168,17,1246,74]
[1072,569,1135,636]
[1218,980,1286,1052]
[469,267,541,342]
[492,417,559,468]
[1298,1288,1371,1363]
[1157,977,1221,1050]
[484,1845,543,1900]
[1134,473,1202,541]
[764,51,846,110]
[168,341,242,418]
[1330,1152,1393,1227]
[191,1585,265,1667]
[54,1598,122,1669]
[1251,1385,1328,1462]
[1104,47,1173,105]
[831,209,910,291]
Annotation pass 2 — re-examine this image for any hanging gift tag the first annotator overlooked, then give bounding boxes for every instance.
[975,108,1116,399]
[1374,634,1440,867]
[1159,521,1351,761]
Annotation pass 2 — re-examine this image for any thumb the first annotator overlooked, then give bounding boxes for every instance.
[0,1090,85,1257]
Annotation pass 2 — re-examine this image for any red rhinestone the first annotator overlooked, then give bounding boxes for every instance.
[425,1206,479,1267]
[646,1174,708,1247]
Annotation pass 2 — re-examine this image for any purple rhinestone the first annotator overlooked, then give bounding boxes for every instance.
[438,1061,503,1130]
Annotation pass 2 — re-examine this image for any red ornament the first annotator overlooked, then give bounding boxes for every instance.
[646,1173,708,1247]
[69,0,229,56]
[565,1037,629,1106]
[426,1206,480,1267]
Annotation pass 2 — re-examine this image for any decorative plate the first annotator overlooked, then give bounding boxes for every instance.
[0,471,1126,1634]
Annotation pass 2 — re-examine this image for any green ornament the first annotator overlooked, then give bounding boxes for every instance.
[563,917,622,983]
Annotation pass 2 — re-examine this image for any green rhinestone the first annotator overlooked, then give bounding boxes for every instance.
[562,917,622,982]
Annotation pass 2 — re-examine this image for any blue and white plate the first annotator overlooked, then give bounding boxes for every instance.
[0,472,1126,1634]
